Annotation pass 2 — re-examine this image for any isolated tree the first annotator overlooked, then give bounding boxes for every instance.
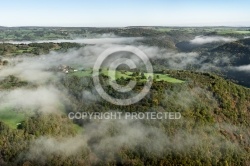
[141,72,146,79]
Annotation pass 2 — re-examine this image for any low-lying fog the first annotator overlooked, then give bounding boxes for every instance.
[4,37,143,45]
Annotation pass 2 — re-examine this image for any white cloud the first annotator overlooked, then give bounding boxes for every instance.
[0,86,65,113]
[190,36,236,45]
[5,37,142,45]
[235,64,250,72]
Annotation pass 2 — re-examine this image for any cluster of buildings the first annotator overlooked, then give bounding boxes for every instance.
[58,64,78,74]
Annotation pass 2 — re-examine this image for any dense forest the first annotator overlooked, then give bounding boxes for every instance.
[0,69,249,165]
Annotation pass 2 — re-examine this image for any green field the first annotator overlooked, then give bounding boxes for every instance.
[0,108,83,131]
[235,30,250,34]
[72,68,184,83]
[156,27,173,32]
[217,29,250,34]
[0,108,26,129]
[72,69,93,77]
[152,73,184,82]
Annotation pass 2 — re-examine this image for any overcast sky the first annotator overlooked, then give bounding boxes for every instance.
[1,0,250,27]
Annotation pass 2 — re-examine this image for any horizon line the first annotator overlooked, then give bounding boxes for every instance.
[1,25,250,28]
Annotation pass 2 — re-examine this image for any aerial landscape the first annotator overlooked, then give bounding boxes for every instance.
[0,0,250,165]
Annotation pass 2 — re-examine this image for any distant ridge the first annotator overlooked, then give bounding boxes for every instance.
[0,26,250,28]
